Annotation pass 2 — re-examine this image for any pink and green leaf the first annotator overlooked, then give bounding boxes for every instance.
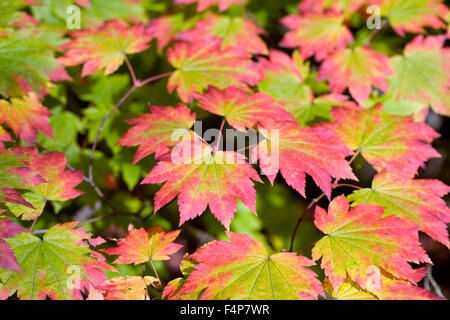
[60,19,152,77]
[312,195,430,293]
[167,36,262,103]
[252,122,356,199]
[318,47,394,105]
[324,103,440,177]
[348,171,450,248]
[142,134,262,229]
[118,104,196,164]
[280,11,353,61]
[177,232,324,300]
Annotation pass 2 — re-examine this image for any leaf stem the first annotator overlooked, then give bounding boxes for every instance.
[297,240,319,255]
[214,119,226,152]
[28,217,38,233]
[289,193,325,251]
[334,183,362,190]
[150,261,161,288]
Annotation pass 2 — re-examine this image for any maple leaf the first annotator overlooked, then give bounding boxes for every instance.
[0,92,53,144]
[325,270,443,300]
[348,171,450,248]
[312,195,430,294]
[257,49,308,113]
[175,0,248,12]
[177,232,324,300]
[162,253,202,300]
[387,35,450,116]
[99,276,158,300]
[0,29,60,97]
[0,219,26,273]
[299,0,368,15]
[102,225,183,265]
[379,0,448,36]
[0,147,43,208]
[167,36,262,103]
[280,11,353,61]
[59,19,152,77]
[146,14,186,50]
[251,122,356,199]
[257,50,347,126]
[7,152,83,220]
[118,104,196,165]
[324,103,440,177]
[177,14,268,55]
[0,223,112,300]
[318,47,394,104]
[142,134,262,229]
[193,86,294,132]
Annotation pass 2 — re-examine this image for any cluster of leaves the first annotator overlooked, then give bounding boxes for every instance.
[0,0,449,300]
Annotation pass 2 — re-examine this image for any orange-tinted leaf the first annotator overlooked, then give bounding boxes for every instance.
[118,104,196,164]
[142,134,262,229]
[0,218,26,273]
[194,86,294,131]
[177,14,268,55]
[0,92,53,144]
[348,171,450,248]
[102,225,182,265]
[60,20,151,77]
[100,276,158,300]
[252,122,356,199]
[280,11,353,61]
[175,0,248,12]
[178,232,324,300]
[312,195,430,293]
[318,47,394,104]
[167,36,262,103]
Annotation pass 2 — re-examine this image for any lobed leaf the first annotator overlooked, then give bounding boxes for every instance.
[312,195,430,294]
[177,232,324,300]
[167,36,262,103]
[102,225,183,265]
[348,171,450,248]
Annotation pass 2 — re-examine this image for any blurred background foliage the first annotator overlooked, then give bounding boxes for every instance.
[5,0,449,297]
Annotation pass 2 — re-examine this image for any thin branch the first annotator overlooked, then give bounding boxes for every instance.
[88,84,138,181]
[289,210,307,252]
[28,217,38,233]
[289,192,326,251]
[297,240,319,255]
[124,55,138,86]
[88,71,172,183]
[140,72,173,86]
